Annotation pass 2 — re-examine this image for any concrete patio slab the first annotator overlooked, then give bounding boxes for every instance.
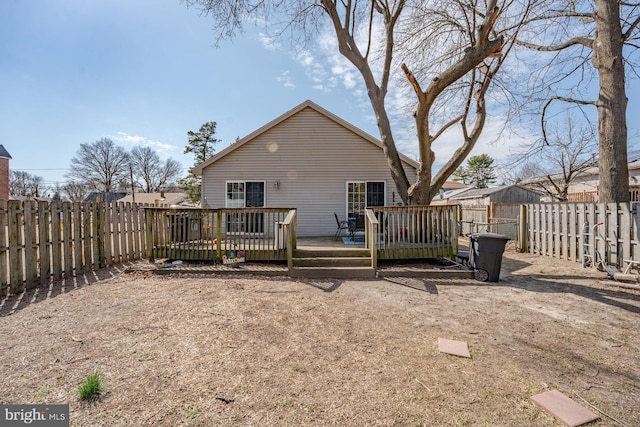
[530,390,599,427]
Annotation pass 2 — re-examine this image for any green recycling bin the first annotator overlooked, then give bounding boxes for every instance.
[468,232,510,282]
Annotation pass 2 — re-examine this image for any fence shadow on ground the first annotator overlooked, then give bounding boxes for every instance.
[499,273,640,315]
[0,264,131,317]
[298,279,343,293]
[382,277,439,294]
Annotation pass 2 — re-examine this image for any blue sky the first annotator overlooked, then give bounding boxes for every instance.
[1,0,638,189]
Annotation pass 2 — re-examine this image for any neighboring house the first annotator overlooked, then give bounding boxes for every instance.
[521,157,640,202]
[439,185,541,206]
[9,195,53,203]
[83,192,129,202]
[119,192,188,207]
[0,144,11,203]
[83,191,188,206]
[430,183,470,205]
[191,100,419,237]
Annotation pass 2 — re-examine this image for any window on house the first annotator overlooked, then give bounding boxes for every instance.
[225,181,265,233]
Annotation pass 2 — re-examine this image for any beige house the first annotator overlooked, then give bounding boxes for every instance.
[521,157,640,202]
[563,157,640,201]
[192,100,419,237]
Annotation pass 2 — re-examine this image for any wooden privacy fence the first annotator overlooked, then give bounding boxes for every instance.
[145,207,294,262]
[0,200,146,297]
[523,202,640,270]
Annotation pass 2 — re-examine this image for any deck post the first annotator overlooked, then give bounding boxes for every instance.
[216,210,223,261]
[365,209,378,269]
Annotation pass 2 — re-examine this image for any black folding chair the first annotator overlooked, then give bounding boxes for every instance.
[334,213,349,240]
[349,213,365,241]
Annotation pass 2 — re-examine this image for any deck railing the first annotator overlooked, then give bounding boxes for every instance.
[370,205,459,260]
[145,207,295,262]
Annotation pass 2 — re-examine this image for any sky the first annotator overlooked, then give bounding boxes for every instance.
[1,0,638,191]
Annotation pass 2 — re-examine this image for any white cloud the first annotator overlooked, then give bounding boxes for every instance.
[258,32,280,51]
[277,70,295,88]
[111,132,178,154]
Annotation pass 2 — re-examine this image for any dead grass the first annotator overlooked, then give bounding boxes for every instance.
[1,250,639,426]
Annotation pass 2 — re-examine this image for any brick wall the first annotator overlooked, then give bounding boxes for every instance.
[0,157,9,203]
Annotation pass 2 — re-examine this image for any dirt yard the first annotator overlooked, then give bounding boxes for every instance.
[1,249,639,426]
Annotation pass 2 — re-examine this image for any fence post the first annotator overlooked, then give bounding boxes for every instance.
[145,208,154,261]
[23,201,37,288]
[8,201,23,294]
[519,204,527,252]
[96,202,106,268]
[0,200,7,297]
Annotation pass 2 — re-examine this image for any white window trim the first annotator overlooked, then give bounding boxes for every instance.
[344,180,386,218]
[224,180,267,236]
[225,180,267,208]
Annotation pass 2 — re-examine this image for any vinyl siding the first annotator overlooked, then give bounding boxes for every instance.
[201,106,417,236]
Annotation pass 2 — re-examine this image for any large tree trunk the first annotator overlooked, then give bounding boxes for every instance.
[367,90,411,204]
[594,0,629,203]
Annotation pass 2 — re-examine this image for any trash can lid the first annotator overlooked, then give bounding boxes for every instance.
[469,232,510,240]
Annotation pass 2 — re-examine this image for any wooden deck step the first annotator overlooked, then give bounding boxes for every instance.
[293,257,372,268]
[289,266,376,279]
[293,248,370,258]
[291,247,374,278]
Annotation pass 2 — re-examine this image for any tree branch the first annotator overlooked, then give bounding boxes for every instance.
[541,96,597,145]
[401,63,425,103]
[514,36,593,51]
[431,115,464,143]
[623,13,640,41]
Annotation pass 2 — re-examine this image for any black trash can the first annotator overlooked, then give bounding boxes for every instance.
[468,232,510,282]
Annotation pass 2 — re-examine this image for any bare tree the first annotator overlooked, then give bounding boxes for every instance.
[518,114,597,200]
[9,170,32,196]
[130,146,183,193]
[515,0,639,202]
[185,0,535,205]
[9,170,47,197]
[62,181,91,202]
[67,138,131,193]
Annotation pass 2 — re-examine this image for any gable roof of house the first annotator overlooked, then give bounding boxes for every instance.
[450,185,540,200]
[83,192,128,202]
[0,144,12,159]
[191,100,419,175]
[521,156,640,185]
[118,192,187,206]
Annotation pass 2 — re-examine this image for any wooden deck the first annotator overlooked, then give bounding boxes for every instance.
[132,236,472,279]
[144,206,460,278]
